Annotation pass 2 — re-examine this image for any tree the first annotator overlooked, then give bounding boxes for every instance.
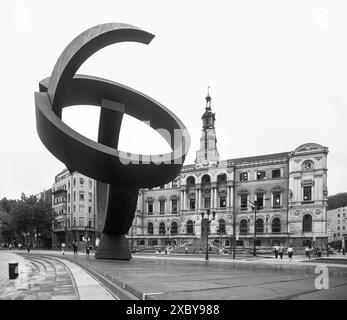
[0,193,54,248]
[0,210,14,244]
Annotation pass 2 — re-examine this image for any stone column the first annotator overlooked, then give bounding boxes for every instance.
[214,188,217,209]
[180,190,183,210]
[226,186,230,208]
[197,187,201,210]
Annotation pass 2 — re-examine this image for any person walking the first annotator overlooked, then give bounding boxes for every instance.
[273,244,279,259]
[73,241,78,255]
[61,242,66,255]
[185,246,188,254]
[305,246,310,259]
[287,245,294,261]
[278,244,284,260]
[27,242,31,253]
[85,242,90,256]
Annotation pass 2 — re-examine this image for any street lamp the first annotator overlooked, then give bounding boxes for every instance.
[248,198,269,257]
[201,209,216,261]
[84,225,91,242]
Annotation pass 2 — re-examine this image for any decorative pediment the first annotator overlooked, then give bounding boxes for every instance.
[293,143,328,155]
[187,191,196,199]
[271,186,284,193]
[237,188,249,195]
[255,187,266,194]
[170,195,180,201]
[217,188,227,195]
[146,197,154,202]
[202,189,211,196]
[158,195,167,201]
[301,178,314,187]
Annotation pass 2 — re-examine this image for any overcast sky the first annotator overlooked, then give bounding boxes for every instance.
[0,0,346,199]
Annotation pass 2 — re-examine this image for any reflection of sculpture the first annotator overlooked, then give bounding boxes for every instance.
[35,23,190,260]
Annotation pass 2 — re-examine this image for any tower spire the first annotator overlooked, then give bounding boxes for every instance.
[195,88,220,168]
[206,86,211,109]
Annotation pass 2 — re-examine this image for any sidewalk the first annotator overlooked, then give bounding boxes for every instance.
[0,250,115,300]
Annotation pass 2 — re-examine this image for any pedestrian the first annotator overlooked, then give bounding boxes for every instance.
[306,246,312,259]
[61,242,66,255]
[278,244,284,259]
[273,244,279,259]
[27,242,31,253]
[73,241,78,255]
[9,243,12,250]
[287,245,294,261]
[185,246,188,254]
[85,242,90,256]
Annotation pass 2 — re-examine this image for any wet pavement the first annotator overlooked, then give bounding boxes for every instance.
[5,249,345,300]
[0,250,115,300]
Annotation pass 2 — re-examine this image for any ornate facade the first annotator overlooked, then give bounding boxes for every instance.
[128,93,329,251]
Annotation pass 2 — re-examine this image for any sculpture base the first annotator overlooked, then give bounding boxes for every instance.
[95,233,131,260]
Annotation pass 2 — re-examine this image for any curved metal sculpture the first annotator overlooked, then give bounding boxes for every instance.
[35,23,190,260]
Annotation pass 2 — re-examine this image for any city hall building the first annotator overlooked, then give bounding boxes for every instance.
[129,93,329,251]
[51,93,329,251]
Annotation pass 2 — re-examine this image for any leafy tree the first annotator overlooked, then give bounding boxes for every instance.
[0,210,14,243]
[0,193,54,247]
[328,192,347,210]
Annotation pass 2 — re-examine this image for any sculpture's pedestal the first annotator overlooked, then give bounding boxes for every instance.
[95,233,132,260]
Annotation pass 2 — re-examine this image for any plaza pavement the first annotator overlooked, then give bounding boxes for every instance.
[1,249,347,300]
[0,250,115,300]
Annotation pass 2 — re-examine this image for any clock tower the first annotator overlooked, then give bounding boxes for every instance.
[195,89,220,168]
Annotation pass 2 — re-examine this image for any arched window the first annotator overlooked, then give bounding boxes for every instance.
[186,220,194,234]
[272,218,281,233]
[187,176,195,186]
[217,174,227,183]
[303,214,312,232]
[255,218,264,233]
[147,222,153,235]
[218,219,226,234]
[170,222,178,235]
[240,219,248,234]
[159,222,166,235]
[201,174,211,185]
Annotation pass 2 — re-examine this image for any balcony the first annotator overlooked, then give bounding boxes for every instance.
[52,189,67,195]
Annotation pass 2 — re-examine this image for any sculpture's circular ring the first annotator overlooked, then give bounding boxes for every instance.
[36,74,190,188]
[35,23,190,188]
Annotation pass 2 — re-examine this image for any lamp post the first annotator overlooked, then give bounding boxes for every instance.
[248,198,269,257]
[84,225,91,242]
[248,200,258,256]
[201,209,216,261]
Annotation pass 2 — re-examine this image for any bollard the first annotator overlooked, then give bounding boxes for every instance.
[9,262,19,279]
